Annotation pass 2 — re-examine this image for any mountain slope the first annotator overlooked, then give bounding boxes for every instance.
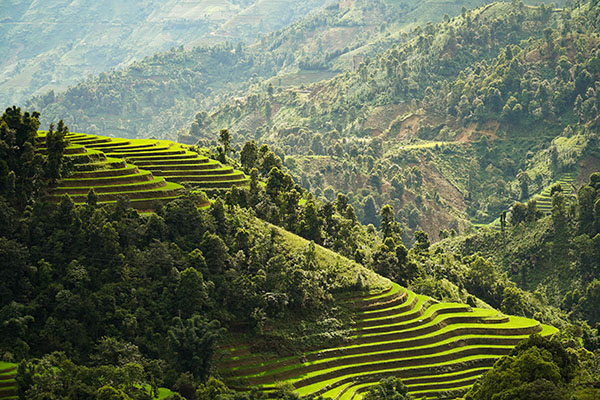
[191,1,598,242]
[0,0,329,106]
[26,0,559,142]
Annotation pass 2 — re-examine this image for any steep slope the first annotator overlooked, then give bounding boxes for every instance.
[193,1,598,242]
[39,132,248,210]
[0,362,16,400]
[221,282,557,399]
[0,0,329,106]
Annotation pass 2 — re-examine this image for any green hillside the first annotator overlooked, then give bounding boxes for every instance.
[191,0,600,244]
[36,132,249,210]
[4,107,597,399]
[2,0,600,398]
[27,0,560,142]
[221,282,557,399]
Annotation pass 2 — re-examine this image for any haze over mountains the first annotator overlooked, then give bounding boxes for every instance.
[0,0,330,105]
[22,0,559,140]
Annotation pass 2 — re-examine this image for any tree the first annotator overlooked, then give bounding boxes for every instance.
[216,129,233,163]
[87,188,98,207]
[218,129,232,154]
[259,150,282,176]
[240,140,258,173]
[577,185,596,235]
[176,268,208,318]
[200,232,229,274]
[363,196,379,227]
[517,172,531,200]
[97,385,133,400]
[465,256,503,307]
[363,377,412,400]
[167,315,225,382]
[266,167,291,200]
[380,205,401,240]
[413,231,430,254]
[298,201,323,244]
[45,120,68,181]
[551,191,569,256]
[500,286,528,316]
[526,199,538,222]
[465,335,575,400]
[511,202,528,225]
[500,210,507,232]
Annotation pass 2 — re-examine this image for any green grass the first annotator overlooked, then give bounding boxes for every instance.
[0,362,16,371]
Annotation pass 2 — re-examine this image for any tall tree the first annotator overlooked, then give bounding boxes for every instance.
[167,315,225,382]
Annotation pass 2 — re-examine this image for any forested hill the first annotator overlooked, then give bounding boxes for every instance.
[26,0,559,142]
[1,106,598,399]
[192,0,600,242]
[0,0,329,106]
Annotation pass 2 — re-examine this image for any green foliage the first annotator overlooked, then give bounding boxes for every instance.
[45,120,69,181]
[363,377,413,400]
[17,352,154,400]
[465,335,578,400]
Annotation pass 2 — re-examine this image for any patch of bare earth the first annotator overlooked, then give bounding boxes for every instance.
[455,121,499,143]
[398,114,422,139]
[421,163,467,213]
[364,104,408,136]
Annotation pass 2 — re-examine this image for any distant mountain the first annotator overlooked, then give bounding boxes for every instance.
[0,0,330,106]
[25,0,549,141]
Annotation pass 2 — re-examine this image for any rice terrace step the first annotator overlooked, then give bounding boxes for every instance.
[0,362,17,400]
[219,281,557,399]
[38,132,250,210]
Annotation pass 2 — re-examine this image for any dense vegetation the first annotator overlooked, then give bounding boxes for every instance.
[438,172,600,344]
[26,0,557,142]
[188,0,599,244]
[3,0,600,399]
[0,108,392,399]
[1,106,598,399]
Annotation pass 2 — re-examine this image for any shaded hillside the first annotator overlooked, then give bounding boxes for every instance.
[438,172,600,333]
[1,0,329,106]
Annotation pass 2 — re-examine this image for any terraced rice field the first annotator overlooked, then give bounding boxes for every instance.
[486,172,577,230]
[71,134,249,189]
[528,172,577,214]
[0,362,17,400]
[220,282,557,399]
[39,132,249,210]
